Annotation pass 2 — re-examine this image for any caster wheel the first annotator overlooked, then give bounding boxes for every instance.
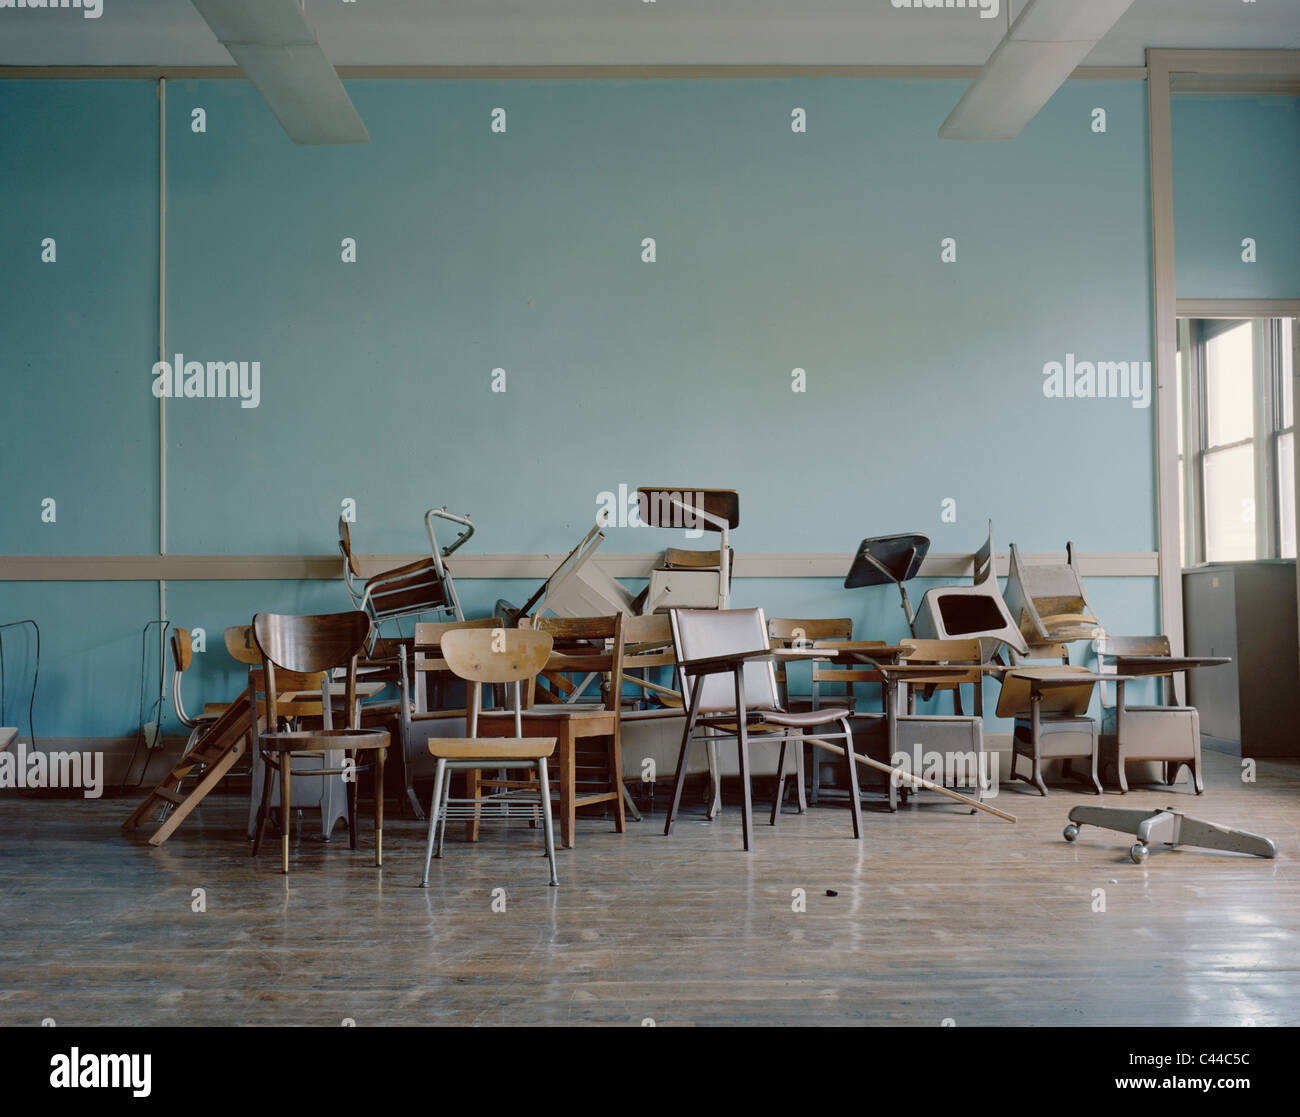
[1063,824,1079,842]
[1130,843,1149,864]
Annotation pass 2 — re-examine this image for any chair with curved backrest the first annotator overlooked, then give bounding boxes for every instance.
[912,520,1028,658]
[662,608,863,851]
[420,627,559,887]
[170,628,228,757]
[473,614,627,850]
[249,611,390,874]
[229,624,344,841]
[155,627,231,821]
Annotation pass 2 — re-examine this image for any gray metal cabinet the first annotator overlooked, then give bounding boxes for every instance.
[1182,561,1299,757]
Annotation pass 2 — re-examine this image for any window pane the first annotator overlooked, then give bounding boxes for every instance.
[1279,432,1295,560]
[1205,321,1254,446]
[1281,318,1294,430]
[1203,444,1257,561]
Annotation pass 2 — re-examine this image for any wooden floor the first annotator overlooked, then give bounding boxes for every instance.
[1,750,1297,1027]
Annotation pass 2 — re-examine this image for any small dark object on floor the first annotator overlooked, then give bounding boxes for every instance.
[825,889,838,897]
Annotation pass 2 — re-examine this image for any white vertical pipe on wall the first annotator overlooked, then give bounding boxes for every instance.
[158,77,167,626]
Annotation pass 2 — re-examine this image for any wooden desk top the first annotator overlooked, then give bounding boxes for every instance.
[1112,655,1231,677]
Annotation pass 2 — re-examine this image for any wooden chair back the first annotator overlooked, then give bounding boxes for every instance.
[766,617,855,705]
[812,639,889,693]
[170,627,193,673]
[899,638,985,688]
[225,624,261,665]
[439,628,554,685]
[338,516,362,577]
[526,614,625,710]
[1095,634,1174,707]
[252,611,371,730]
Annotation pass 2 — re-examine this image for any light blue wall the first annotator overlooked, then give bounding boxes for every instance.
[0,75,1190,738]
[1172,94,1300,300]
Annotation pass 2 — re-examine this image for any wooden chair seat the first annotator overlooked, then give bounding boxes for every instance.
[260,728,390,754]
[427,737,556,761]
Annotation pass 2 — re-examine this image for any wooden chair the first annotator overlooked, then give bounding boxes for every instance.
[393,617,500,819]
[232,623,344,841]
[249,611,390,874]
[474,615,627,849]
[421,627,559,887]
[1095,635,1203,794]
[886,638,987,812]
[766,617,855,810]
[997,643,1103,796]
[662,608,863,851]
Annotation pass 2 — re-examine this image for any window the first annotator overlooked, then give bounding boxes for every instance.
[1178,316,1298,565]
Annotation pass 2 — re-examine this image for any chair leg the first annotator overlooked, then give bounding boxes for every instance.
[705,736,721,819]
[770,739,788,827]
[1089,747,1103,795]
[464,767,481,843]
[734,671,753,852]
[279,753,292,875]
[374,747,385,868]
[664,683,703,837]
[840,721,863,839]
[538,757,559,887]
[436,765,451,858]
[608,725,626,834]
[252,751,274,857]
[809,741,821,805]
[620,782,643,823]
[793,745,807,814]
[421,757,447,887]
[347,750,360,851]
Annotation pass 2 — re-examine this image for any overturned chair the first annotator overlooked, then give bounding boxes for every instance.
[913,520,1027,659]
[339,506,474,649]
[1002,541,1105,655]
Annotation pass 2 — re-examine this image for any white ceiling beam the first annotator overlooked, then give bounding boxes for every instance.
[189,0,368,144]
[939,0,1139,141]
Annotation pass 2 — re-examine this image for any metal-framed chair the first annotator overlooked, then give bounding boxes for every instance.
[662,607,863,851]
[339,507,474,650]
[420,627,559,887]
[998,646,1105,796]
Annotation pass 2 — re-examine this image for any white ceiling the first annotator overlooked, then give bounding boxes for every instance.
[0,0,1297,68]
